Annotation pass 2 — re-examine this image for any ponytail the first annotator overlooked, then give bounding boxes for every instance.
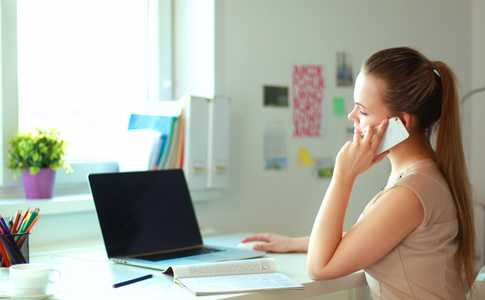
[434,62,475,289]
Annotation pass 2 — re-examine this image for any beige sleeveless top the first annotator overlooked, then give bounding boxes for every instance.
[363,159,464,299]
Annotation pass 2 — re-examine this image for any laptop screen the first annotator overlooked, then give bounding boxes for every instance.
[89,169,203,258]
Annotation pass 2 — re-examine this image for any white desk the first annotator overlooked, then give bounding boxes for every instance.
[4,233,367,299]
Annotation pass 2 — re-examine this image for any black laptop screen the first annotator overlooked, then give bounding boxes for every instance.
[89,169,203,257]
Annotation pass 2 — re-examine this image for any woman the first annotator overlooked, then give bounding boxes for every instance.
[243,47,475,299]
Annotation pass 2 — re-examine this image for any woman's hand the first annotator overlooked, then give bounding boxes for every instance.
[334,119,389,181]
[241,233,309,253]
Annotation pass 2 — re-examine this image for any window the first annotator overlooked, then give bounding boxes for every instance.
[17,0,148,161]
[0,0,173,190]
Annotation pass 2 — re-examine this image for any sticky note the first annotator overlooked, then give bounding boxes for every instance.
[333,97,346,116]
[298,147,314,166]
[317,167,333,178]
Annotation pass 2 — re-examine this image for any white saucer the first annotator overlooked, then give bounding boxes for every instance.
[11,295,52,300]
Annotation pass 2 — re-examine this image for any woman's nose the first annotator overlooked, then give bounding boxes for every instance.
[348,108,357,122]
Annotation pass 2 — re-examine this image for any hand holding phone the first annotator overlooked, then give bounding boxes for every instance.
[375,117,409,155]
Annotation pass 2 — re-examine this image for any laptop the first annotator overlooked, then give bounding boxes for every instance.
[88,169,264,271]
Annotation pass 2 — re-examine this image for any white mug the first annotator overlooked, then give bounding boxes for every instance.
[9,263,61,296]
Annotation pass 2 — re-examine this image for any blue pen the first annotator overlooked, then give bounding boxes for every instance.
[113,274,154,288]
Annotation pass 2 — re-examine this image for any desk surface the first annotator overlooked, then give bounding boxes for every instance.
[1,233,366,300]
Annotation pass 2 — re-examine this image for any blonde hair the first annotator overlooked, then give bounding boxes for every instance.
[362,47,475,289]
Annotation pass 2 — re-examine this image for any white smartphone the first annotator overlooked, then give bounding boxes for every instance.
[375,117,409,155]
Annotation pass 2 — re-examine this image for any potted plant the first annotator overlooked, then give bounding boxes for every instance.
[7,128,72,199]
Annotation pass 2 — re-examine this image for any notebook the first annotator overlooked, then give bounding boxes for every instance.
[88,169,264,271]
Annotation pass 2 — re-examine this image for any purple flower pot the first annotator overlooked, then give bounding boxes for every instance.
[21,168,56,199]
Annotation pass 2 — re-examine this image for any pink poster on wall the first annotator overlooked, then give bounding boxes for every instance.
[292,65,325,137]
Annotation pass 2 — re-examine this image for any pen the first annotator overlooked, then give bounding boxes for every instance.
[112,274,154,288]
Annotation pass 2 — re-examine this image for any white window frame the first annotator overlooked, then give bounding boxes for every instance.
[0,0,20,191]
[0,0,173,198]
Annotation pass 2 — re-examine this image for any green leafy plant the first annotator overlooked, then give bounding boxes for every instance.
[7,128,73,178]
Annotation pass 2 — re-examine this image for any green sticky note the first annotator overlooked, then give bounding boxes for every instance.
[333,97,346,116]
[318,167,334,178]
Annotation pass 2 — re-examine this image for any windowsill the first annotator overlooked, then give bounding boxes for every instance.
[0,188,222,217]
[0,193,95,217]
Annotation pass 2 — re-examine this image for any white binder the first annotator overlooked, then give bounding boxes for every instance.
[183,95,210,190]
[207,97,230,189]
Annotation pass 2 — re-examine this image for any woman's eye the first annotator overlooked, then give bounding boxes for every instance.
[359,111,368,116]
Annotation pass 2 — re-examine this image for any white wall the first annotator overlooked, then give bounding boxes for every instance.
[192,0,473,238]
[471,0,485,268]
[23,1,481,254]
[471,1,485,196]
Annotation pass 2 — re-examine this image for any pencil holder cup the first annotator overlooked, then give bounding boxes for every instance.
[0,233,30,267]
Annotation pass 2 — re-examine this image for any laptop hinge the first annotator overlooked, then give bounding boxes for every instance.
[128,244,205,258]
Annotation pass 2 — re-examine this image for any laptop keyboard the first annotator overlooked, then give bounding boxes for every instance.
[140,247,223,261]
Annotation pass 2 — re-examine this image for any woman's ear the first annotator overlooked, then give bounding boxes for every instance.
[400,113,411,128]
